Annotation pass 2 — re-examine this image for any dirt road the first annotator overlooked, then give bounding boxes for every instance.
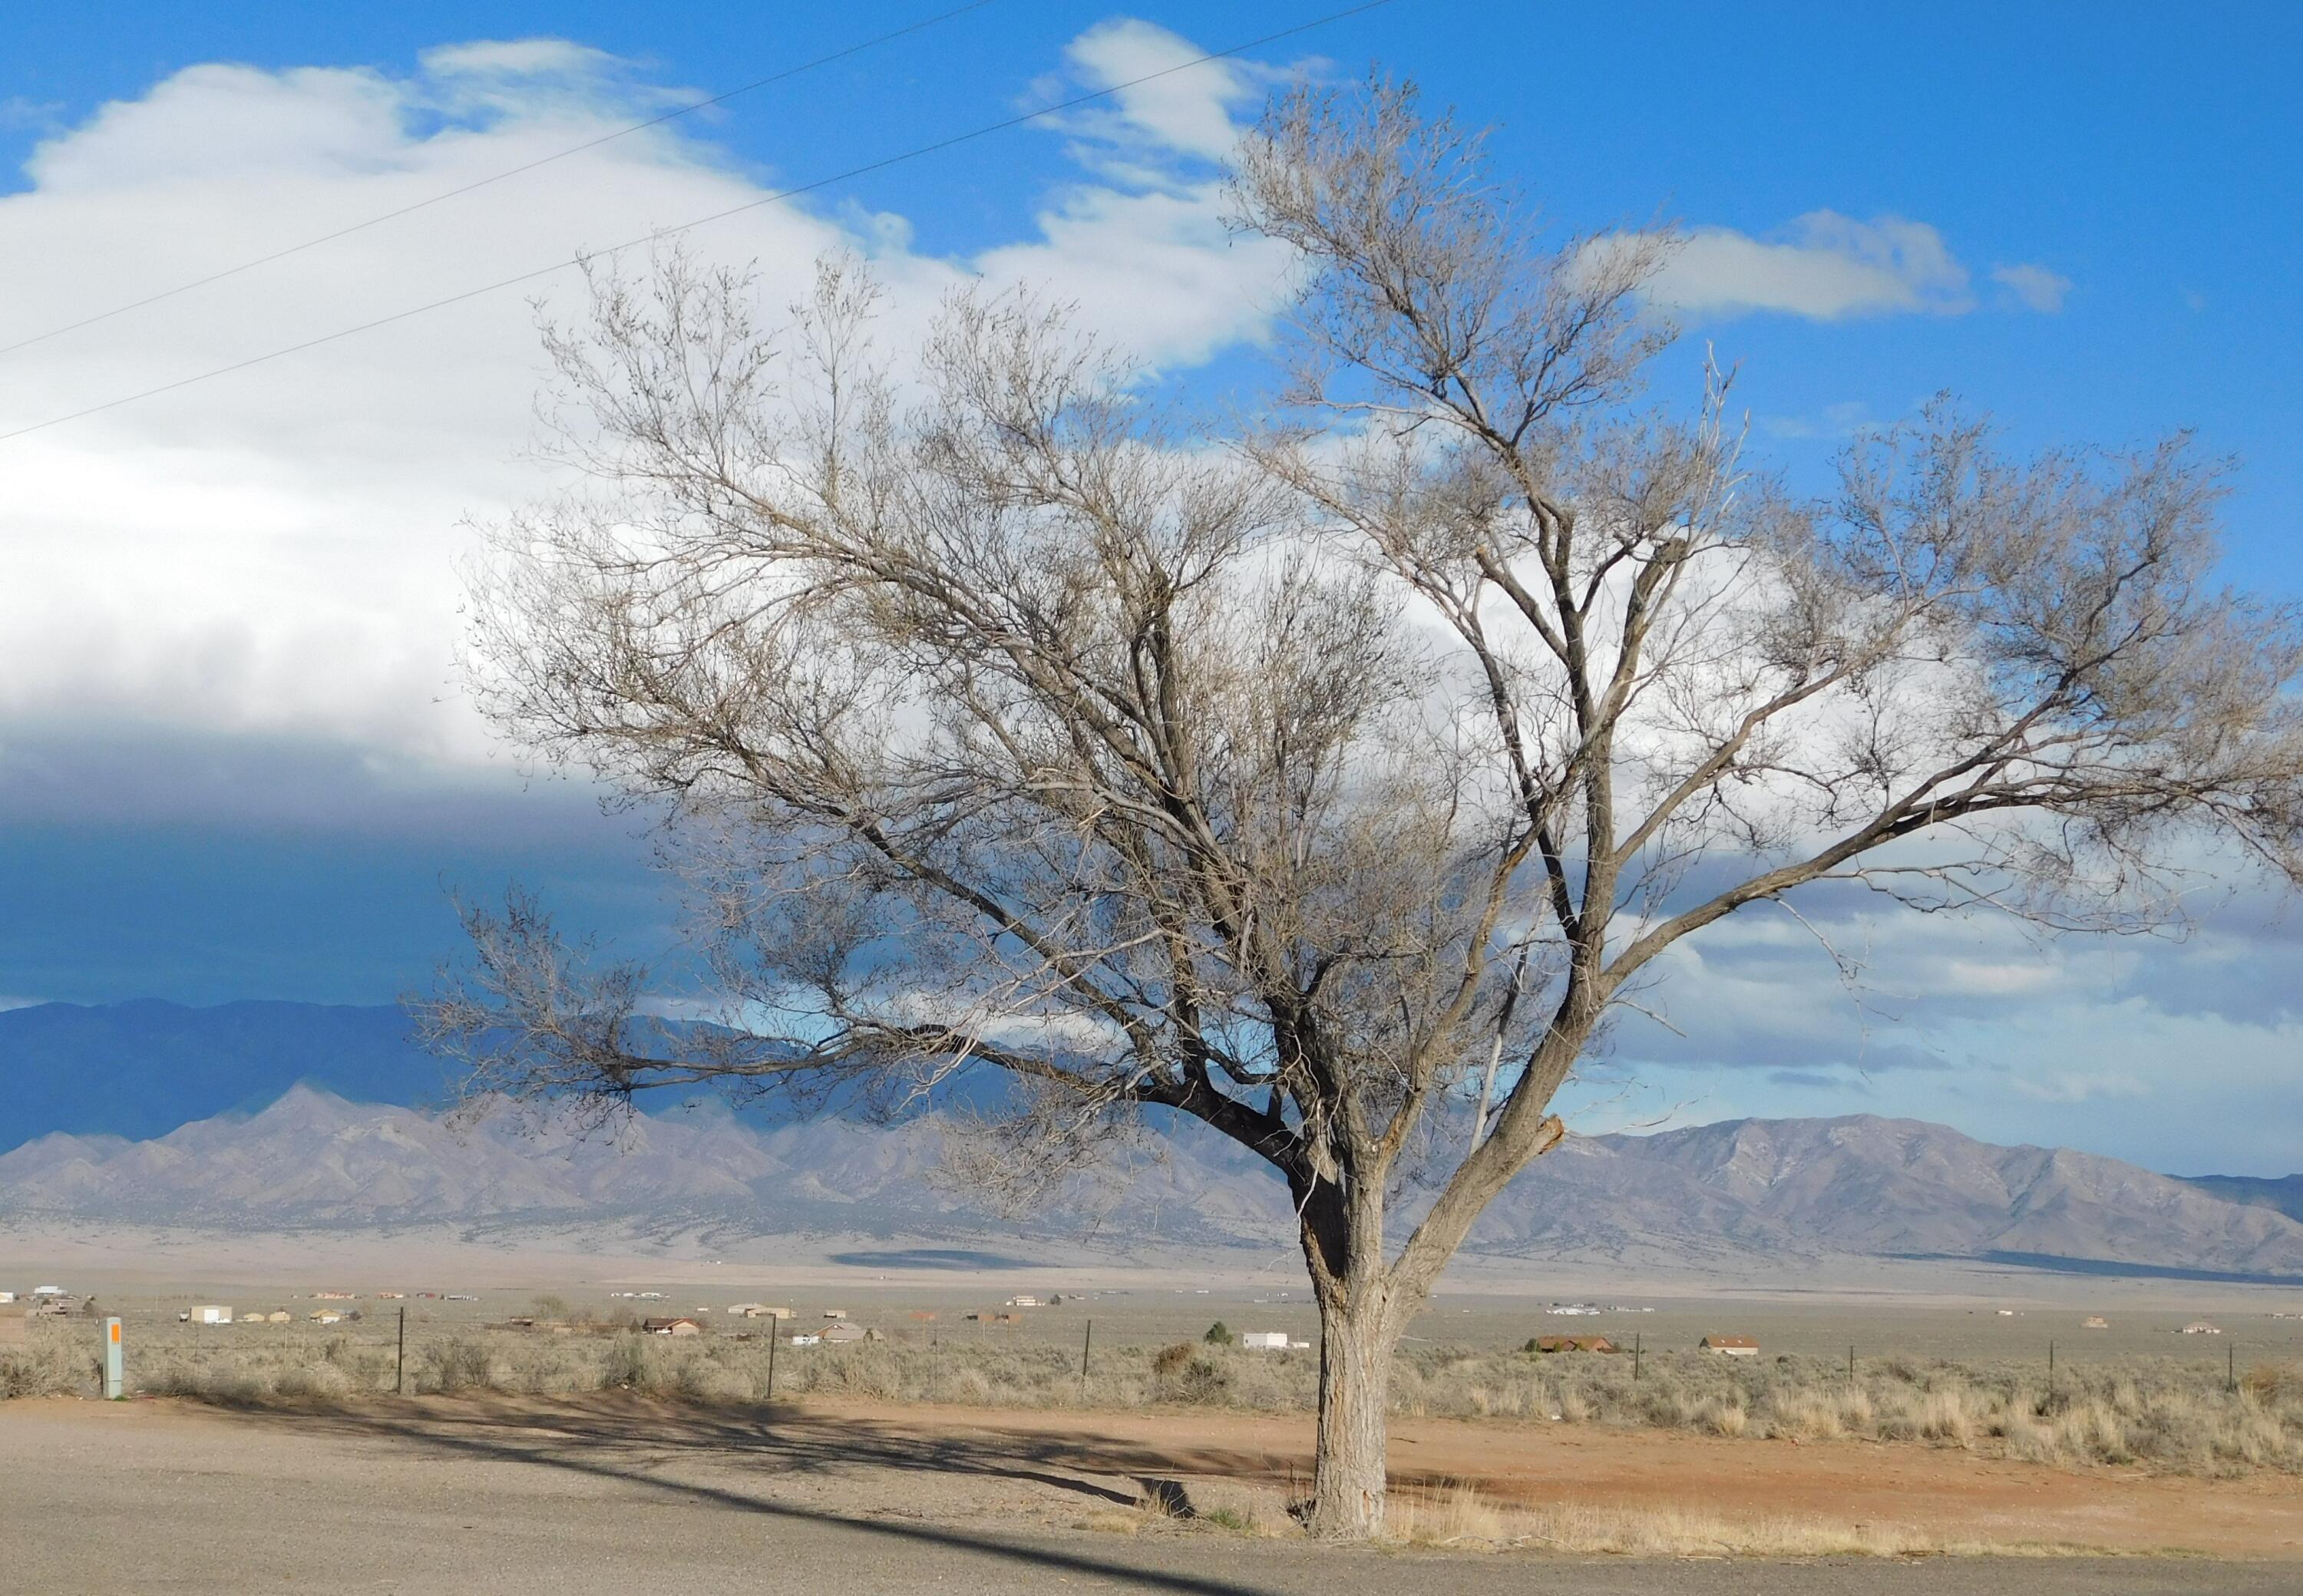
[5,1395,2298,1593]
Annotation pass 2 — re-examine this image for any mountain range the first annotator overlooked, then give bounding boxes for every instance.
[7,1069,2303,1282]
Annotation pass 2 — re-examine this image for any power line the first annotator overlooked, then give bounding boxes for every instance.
[0,0,1396,448]
[0,2,997,362]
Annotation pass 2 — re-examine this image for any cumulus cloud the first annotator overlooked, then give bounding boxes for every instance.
[0,22,1295,766]
[1051,17,1269,164]
[1642,211,1974,319]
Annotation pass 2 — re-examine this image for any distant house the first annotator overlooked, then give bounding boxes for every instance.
[1239,1331,1290,1350]
[0,1291,15,1304]
[190,1305,233,1325]
[789,1332,822,1347]
[822,1321,870,1344]
[1005,1296,1042,1308]
[266,1311,291,1323]
[313,1291,357,1300]
[31,1286,64,1297]
[821,1308,848,1320]
[2182,1320,2222,1335]
[1535,1335,1616,1354]
[2083,1316,2110,1330]
[641,1317,702,1337]
[907,1310,939,1323]
[1699,1335,1759,1356]
[309,1310,343,1325]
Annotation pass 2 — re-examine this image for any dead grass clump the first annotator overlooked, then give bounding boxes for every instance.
[1151,1344,1232,1405]
[418,1335,497,1394]
[273,1361,355,1402]
[1384,1485,2080,1558]
[1760,1386,1842,1440]
[2241,1362,2299,1402]
[0,1334,84,1398]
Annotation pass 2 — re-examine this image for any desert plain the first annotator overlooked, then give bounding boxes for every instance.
[7,1231,2302,1588]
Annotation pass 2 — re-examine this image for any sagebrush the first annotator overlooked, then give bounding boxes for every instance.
[12,1321,2297,1477]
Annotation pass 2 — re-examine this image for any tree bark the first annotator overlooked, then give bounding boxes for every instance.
[1307,1287,1396,1538]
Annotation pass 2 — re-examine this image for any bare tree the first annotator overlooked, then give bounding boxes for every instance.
[423,81,2303,1539]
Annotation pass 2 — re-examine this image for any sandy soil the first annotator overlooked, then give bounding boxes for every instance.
[13,1391,2301,1558]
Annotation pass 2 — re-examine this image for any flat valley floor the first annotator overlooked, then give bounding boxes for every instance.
[6,1394,2300,1594]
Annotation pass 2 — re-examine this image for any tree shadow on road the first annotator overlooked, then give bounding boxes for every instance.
[218,1393,1313,1594]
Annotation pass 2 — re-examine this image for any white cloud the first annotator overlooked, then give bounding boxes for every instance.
[1047,18,1268,165]
[2010,1070,2150,1105]
[1647,211,1973,319]
[0,24,1295,766]
[1991,261,2072,312]
[418,39,623,81]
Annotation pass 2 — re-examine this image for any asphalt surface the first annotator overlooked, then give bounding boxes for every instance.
[5,1399,2296,1594]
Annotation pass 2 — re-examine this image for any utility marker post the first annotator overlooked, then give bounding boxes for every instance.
[1079,1319,1092,1400]
[103,1316,124,1399]
[396,1306,406,1396]
[1632,1333,1641,1382]
[765,1326,778,1402]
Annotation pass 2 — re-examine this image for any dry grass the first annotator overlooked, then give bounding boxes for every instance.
[13,1316,2301,1479]
[1380,1482,2096,1557]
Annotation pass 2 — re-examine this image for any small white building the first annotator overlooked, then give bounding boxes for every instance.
[0,1290,15,1304]
[1005,1296,1042,1308]
[31,1285,64,1297]
[1239,1331,1290,1350]
[2182,1320,2222,1335]
[191,1305,233,1325]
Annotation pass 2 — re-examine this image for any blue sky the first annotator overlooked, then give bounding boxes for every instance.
[1,2,2297,1172]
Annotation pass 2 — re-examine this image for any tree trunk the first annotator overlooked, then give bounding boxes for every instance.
[1307,1291,1395,1538]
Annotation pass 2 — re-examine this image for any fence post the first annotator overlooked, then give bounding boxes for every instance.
[766,1324,778,1402]
[1079,1319,1093,1399]
[395,1307,406,1396]
[1632,1332,1641,1381]
[103,1316,124,1399]
[1849,1344,1855,1382]
[2229,1341,2237,1393]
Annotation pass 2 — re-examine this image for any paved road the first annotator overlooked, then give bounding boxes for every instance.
[4,1399,2294,1594]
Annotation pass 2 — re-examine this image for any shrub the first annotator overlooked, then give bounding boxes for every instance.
[1204,1321,1234,1347]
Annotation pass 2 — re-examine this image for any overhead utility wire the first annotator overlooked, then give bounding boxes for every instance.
[0,1,996,361]
[0,0,1396,448]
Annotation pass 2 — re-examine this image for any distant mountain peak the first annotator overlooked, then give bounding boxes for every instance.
[5,1084,2301,1280]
